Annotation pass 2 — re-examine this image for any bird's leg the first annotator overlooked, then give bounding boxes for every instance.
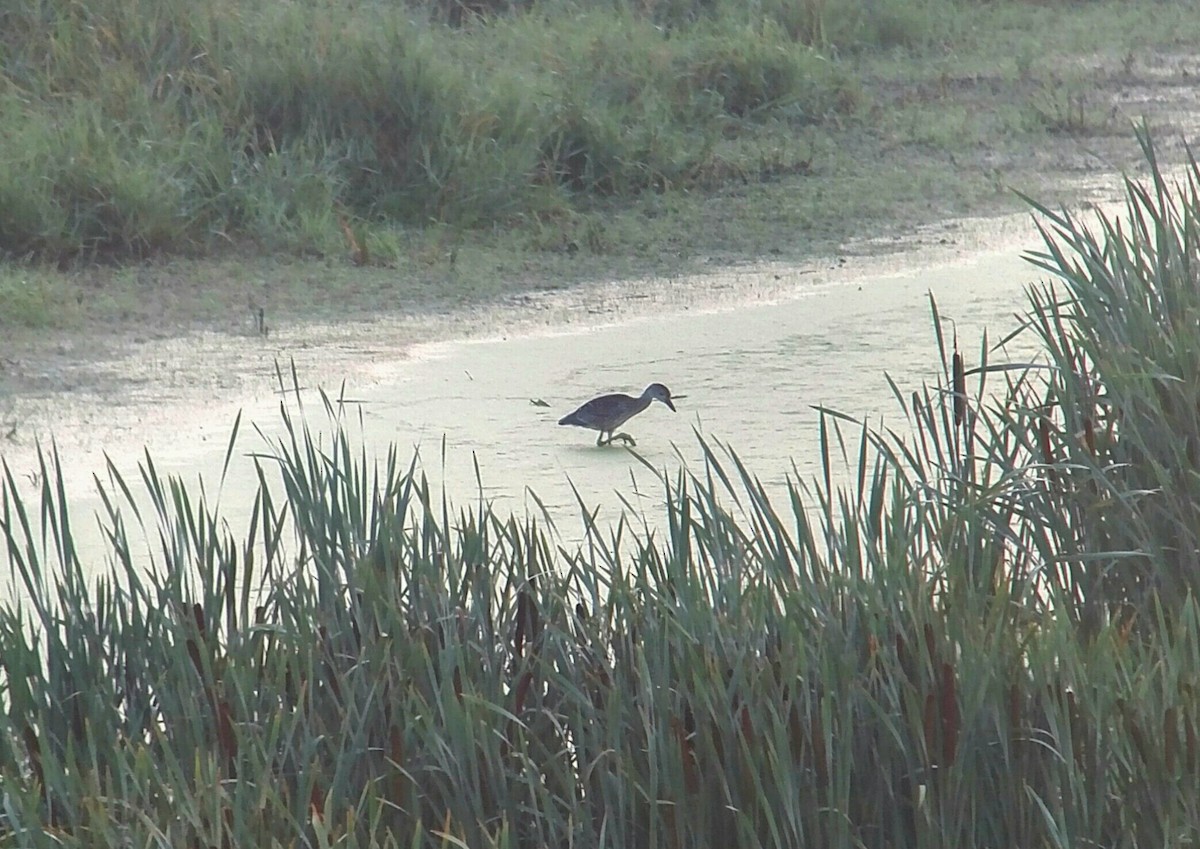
[613,432,637,447]
[596,431,608,447]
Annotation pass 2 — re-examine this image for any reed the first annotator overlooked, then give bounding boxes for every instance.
[4,130,1200,847]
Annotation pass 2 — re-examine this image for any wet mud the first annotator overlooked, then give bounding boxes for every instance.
[1,207,1075,584]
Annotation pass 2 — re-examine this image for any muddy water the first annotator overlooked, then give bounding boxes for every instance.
[2,214,1056,591]
[375,247,1040,525]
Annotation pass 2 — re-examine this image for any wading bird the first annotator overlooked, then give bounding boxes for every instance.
[558,383,677,447]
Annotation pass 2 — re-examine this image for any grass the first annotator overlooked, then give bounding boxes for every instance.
[3,128,1200,847]
[0,0,864,260]
[4,0,1200,344]
[0,271,84,331]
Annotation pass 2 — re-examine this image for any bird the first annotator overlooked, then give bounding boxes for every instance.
[558,383,677,447]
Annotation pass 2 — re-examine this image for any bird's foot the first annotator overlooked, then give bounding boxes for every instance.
[613,432,637,447]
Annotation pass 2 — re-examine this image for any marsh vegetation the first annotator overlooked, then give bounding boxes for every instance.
[3,129,1200,847]
[5,2,1200,843]
[3,0,1200,341]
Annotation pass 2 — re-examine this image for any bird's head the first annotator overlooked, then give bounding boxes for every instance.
[645,383,677,412]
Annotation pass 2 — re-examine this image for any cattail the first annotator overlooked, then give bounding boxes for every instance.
[1123,701,1152,769]
[811,708,828,788]
[1067,690,1085,769]
[514,670,534,715]
[1038,416,1054,466]
[672,715,699,794]
[941,661,959,767]
[1165,707,1177,773]
[192,603,207,640]
[952,351,967,427]
[217,698,238,771]
[310,778,325,823]
[1184,709,1197,775]
[923,692,937,767]
[388,724,404,771]
[1008,683,1021,739]
[740,704,755,742]
[514,590,529,658]
[789,702,804,763]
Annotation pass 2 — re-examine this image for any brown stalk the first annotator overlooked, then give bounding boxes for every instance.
[923,692,937,767]
[940,661,958,767]
[1038,416,1058,487]
[186,638,204,681]
[1165,707,1177,774]
[811,709,828,788]
[672,716,699,794]
[514,670,534,714]
[788,702,804,763]
[388,719,404,763]
[217,698,238,774]
[309,778,325,823]
[952,351,966,427]
[1121,700,1153,769]
[1008,683,1021,740]
[1184,708,1197,775]
[1066,690,1085,769]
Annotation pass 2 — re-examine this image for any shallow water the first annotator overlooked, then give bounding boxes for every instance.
[2,224,1052,594]
[371,246,1040,523]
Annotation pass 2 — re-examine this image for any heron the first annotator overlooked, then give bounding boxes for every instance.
[558,383,677,447]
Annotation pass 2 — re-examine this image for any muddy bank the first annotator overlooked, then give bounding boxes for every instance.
[3,210,1045,477]
[0,202,1072,590]
[1,132,1196,588]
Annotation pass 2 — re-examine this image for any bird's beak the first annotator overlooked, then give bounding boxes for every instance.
[665,398,677,412]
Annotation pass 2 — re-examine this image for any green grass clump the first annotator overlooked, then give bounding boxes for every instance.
[0,0,867,261]
[3,0,1197,270]
[0,267,82,329]
[4,131,1200,846]
[0,94,232,258]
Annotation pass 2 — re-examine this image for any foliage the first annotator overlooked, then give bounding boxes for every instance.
[4,130,1200,846]
[0,0,867,260]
